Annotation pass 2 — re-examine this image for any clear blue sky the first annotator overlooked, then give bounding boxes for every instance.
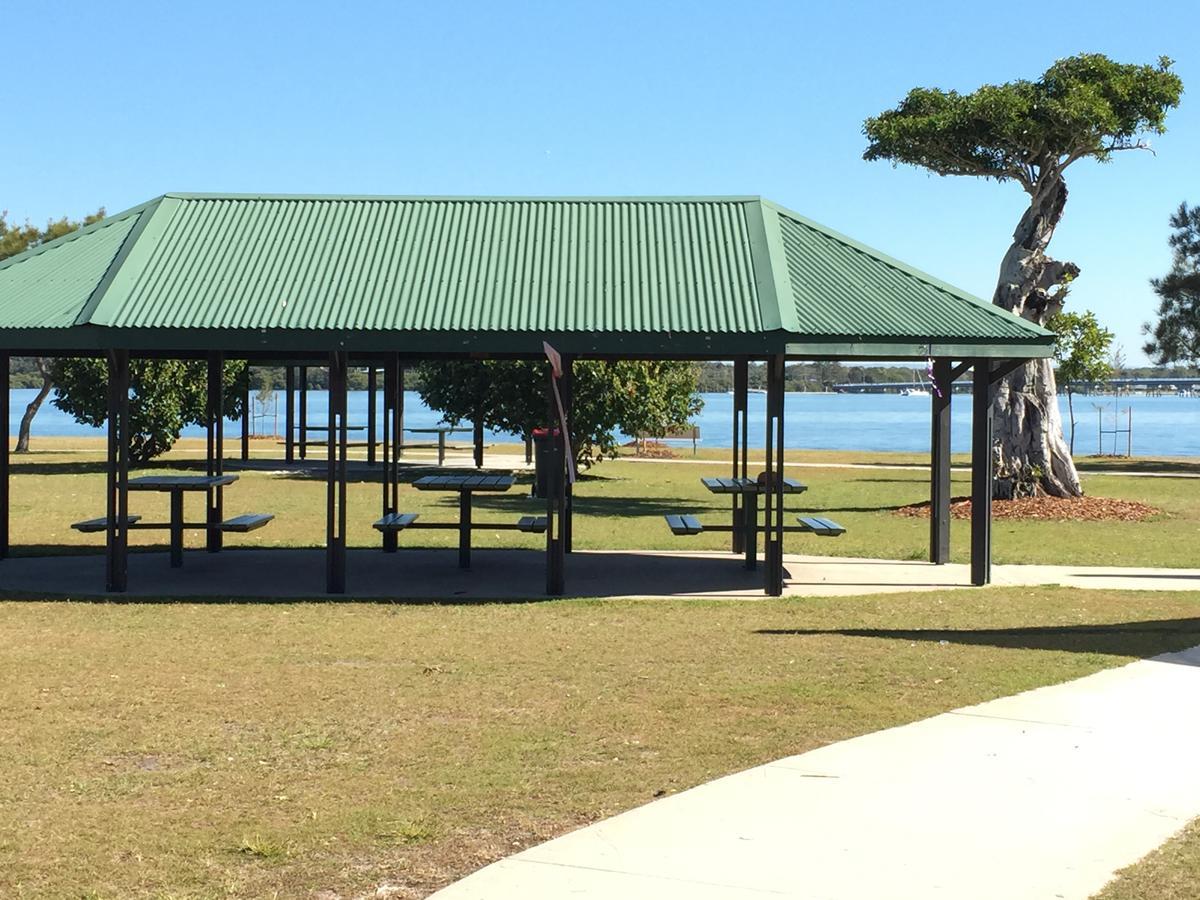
[7,0,1197,363]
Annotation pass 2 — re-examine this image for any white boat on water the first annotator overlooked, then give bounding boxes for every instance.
[899,387,929,397]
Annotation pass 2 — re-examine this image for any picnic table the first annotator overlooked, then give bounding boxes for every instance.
[72,474,273,569]
[404,426,473,465]
[412,473,516,568]
[700,476,807,569]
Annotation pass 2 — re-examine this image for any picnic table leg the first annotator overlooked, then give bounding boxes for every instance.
[458,491,471,568]
[170,490,184,568]
[744,491,757,571]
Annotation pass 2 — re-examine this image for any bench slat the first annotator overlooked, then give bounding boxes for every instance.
[221,513,275,533]
[796,515,846,537]
[374,512,419,532]
[681,515,704,535]
[517,516,548,534]
[70,515,141,533]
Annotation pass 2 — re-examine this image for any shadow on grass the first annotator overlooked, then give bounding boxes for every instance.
[1077,459,1200,477]
[754,620,1200,661]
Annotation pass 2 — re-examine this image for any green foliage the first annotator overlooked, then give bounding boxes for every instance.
[417,360,702,466]
[1049,311,1115,386]
[1144,202,1200,364]
[863,54,1182,190]
[50,358,247,463]
[0,208,106,261]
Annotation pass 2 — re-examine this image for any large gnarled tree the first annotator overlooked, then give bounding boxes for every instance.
[864,54,1182,497]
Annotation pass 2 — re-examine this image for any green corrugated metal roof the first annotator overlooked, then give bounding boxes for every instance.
[0,193,1052,358]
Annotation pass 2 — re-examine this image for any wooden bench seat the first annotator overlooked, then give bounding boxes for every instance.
[664,514,704,536]
[517,515,548,534]
[796,515,846,537]
[71,515,142,533]
[373,512,419,532]
[220,513,275,533]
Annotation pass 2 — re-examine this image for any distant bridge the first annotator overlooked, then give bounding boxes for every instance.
[831,377,1200,394]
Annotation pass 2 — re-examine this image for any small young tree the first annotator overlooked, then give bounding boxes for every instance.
[1,209,106,451]
[417,359,701,468]
[51,358,247,463]
[1144,202,1200,364]
[1047,311,1113,454]
[864,54,1182,497]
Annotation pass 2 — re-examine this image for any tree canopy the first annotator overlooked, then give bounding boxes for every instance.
[417,360,701,467]
[1144,202,1200,364]
[51,358,246,464]
[863,53,1182,499]
[863,54,1182,193]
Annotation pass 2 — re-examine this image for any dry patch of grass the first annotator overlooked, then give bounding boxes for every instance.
[1093,818,1200,899]
[1,588,1199,898]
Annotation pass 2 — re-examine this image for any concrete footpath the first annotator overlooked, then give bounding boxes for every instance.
[432,644,1200,899]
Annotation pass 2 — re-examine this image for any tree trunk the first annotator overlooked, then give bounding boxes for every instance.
[990,177,1083,498]
[15,359,52,453]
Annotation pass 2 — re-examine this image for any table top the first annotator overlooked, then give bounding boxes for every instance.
[129,474,239,491]
[700,476,807,495]
[295,424,367,432]
[406,427,472,435]
[414,474,514,492]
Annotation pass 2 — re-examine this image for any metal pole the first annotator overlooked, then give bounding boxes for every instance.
[299,365,308,460]
[0,351,8,560]
[765,354,785,596]
[106,350,130,592]
[367,365,377,466]
[381,354,398,552]
[970,362,993,586]
[561,354,573,554]
[732,358,748,553]
[326,352,348,593]
[241,363,250,461]
[929,359,952,564]
[285,365,295,463]
[206,351,225,553]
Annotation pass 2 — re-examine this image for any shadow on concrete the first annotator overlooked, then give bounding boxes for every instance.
[753,620,1200,661]
[0,547,782,604]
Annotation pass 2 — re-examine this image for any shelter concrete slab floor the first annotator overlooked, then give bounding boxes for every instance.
[432,644,1200,900]
[2,550,1200,599]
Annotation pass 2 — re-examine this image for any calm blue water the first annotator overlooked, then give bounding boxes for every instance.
[7,389,1194,456]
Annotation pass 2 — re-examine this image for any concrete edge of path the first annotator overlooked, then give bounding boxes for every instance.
[431,643,1200,900]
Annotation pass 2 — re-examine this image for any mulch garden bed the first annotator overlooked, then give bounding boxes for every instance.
[896,494,1160,522]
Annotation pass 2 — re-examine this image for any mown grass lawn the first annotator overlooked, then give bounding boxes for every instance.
[2,588,1199,899]
[6,439,1200,898]
[9,438,1200,568]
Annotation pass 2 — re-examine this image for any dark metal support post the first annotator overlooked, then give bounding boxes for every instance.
[105,350,130,592]
[381,355,399,552]
[397,363,405,458]
[561,354,573,553]
[367,366,377,467]
[240,363,250,461]
[299,366,308,460]
[326,352,348,593]
[206,351,225,553]
[764,354,786,596]
[971,361,993,586]
[929,359,952,564]
[731,358,748,553]
[473,413,484,469]
[284,365,295,463]
[0,351,8,560]
[545,365,566,595]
